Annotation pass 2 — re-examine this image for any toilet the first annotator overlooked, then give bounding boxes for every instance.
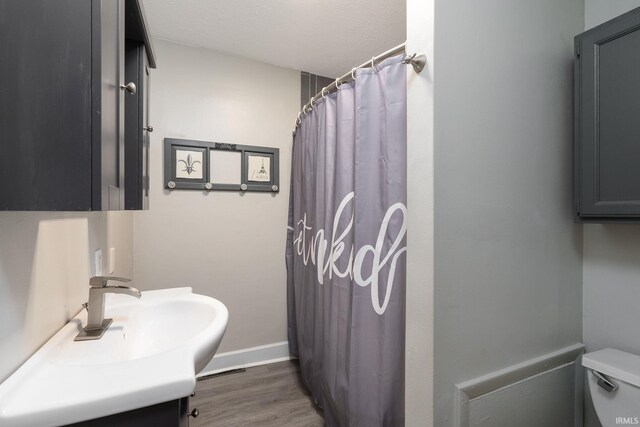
[583,348,640,427]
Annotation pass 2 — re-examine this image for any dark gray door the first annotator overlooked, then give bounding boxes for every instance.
[576,7,640,218]
[124,41,150,210]
[92,0,125,211]
[0,0,93,210]
[142,58,151,210]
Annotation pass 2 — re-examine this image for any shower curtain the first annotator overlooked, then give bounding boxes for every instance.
[286,55,407,427]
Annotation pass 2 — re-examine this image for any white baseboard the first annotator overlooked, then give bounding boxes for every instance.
[197,341,292,378]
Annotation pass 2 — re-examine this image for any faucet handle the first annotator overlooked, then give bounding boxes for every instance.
[89,276,132,288]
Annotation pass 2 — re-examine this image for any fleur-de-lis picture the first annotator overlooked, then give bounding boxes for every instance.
[175,150,204,179]
[178,153,201,175]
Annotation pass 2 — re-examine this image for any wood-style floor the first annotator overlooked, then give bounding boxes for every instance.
[190,360,325,426]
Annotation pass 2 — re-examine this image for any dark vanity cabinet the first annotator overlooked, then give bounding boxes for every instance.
[65,397,194,427]
[0,0,155,211]
[575,7,640,222]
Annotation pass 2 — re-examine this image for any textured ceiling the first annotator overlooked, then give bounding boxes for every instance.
[143,0,406,78]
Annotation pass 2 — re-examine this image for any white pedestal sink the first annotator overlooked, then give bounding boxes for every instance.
[0,287,228,427]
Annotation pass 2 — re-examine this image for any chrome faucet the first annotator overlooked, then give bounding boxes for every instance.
[75,276,141,341]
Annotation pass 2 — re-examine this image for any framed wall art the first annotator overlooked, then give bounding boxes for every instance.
[164,139,210,190]
[164,138,279,193]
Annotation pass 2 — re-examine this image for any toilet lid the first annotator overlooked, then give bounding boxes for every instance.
[582,348,640,387]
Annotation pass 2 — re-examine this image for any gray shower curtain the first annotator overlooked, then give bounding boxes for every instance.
[286,54,407,427]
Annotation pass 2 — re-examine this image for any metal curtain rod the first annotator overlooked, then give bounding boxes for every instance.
[293,41,426,132]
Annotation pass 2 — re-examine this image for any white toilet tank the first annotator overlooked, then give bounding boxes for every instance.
[583,348,640,427]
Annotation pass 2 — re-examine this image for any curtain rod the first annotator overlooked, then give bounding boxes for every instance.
[293,41,426,133]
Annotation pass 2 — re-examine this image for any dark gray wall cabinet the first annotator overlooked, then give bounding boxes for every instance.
[0,0,155,211]
[575,7,640,221]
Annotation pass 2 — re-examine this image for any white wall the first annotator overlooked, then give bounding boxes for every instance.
[582,3,640,426]
[405,0,435,424]
[132,40,299,355]
[0,212,133,382]
[431,0,584,425]
[585,0,640,29]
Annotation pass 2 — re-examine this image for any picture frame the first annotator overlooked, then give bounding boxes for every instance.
[242,148,279,192]
[164,140,210,190]
[164,138,279,193]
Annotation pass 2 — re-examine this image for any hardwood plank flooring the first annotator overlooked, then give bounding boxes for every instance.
[191,360,325,426]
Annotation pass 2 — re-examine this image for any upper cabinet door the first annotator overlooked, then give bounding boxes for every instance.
[93,0,125,211]
[124,0,156,211]
[124,42,150,210]
[0,0,93,210]
[575,7,640,220]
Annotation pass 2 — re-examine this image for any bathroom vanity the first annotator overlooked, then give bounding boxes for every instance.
[65,397,192,427]
[0,0,155,211]
[0,288,228,427]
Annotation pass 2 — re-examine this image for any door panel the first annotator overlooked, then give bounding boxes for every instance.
[576,8,640,218]
[92,0,124,211]
[0,0,92,210]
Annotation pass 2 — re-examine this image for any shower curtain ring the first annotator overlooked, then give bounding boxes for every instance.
[370,56,376,71]
[335,78,342,90]
[351,67,357,80]
[310,98,316,108]
[321,87,328,98]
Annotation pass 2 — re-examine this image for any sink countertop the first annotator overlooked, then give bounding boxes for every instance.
[0,287,228,427]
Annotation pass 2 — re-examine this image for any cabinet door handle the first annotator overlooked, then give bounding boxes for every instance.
[120,82,137,95]
[144,125,153,132]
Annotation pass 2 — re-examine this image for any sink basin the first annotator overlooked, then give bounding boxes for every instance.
[51,295,223,369]
[0,287,228,427]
